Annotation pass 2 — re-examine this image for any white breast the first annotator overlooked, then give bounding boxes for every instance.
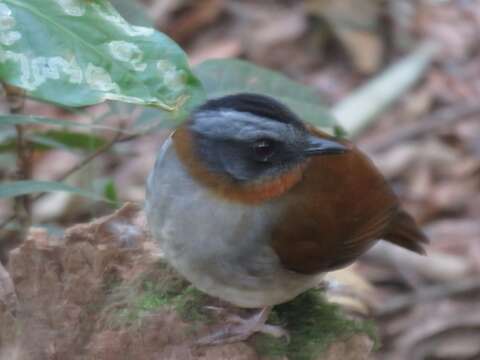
[145,135,321,308]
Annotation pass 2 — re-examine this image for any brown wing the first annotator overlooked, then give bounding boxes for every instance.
[271,131,427,274]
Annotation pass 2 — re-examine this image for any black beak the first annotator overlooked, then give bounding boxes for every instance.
[304,136,348,156]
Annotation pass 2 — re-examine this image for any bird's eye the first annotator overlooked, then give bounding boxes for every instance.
[252,139,275,162]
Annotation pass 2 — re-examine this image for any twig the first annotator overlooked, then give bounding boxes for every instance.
[55,125,125,183]
[363,102,480,153]
[375,277,480,317]
[115,132,142,143]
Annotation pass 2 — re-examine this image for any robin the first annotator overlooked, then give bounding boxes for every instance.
[145,93,427,344]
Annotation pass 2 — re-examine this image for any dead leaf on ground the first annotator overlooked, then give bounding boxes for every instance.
[394,303,480,360]
[225,2,307,69]
[325,266,375,317]
[363,242,472,284]
[321,334,374,360]
[306,0,384,74]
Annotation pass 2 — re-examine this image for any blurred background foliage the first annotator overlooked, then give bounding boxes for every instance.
[1,0,480,359]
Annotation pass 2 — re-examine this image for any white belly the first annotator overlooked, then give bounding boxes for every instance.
[145,136,321,308]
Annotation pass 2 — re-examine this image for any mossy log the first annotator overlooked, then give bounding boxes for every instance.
[0,203,374,360]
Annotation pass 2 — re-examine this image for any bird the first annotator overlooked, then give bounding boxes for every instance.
[145,93,428,344]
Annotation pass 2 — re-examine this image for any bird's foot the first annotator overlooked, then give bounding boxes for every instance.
[196,306,289,345]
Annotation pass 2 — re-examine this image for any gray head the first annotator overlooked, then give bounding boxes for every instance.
[189,93,346,182]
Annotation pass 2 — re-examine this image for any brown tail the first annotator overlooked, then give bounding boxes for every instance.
[384,209,429,254]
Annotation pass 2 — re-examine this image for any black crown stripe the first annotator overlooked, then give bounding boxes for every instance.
[196,93,305,128]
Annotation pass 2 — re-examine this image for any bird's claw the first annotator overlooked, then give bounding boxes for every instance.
[196,307,289,345]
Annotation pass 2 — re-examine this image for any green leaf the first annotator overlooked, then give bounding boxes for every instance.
[26,133,75,151]
[0,0,205,121]
[0,127,15,144]
[33,130,107,151]
[111,0,152,27]
[0,115,107,152]
[0,132,105,152]
[0,153,16,169]
[0,114,91,128]
[0,180,104,200]
[194,59,337,128]
[102,178,120,207]
[0,114,131,136]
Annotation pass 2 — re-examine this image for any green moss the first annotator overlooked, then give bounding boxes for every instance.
[174,285,211,323]
[104,262,377,359]
[105,264,211,328]
[253,289,378,360]
[108,281,169,327]
[136,280,173,310]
